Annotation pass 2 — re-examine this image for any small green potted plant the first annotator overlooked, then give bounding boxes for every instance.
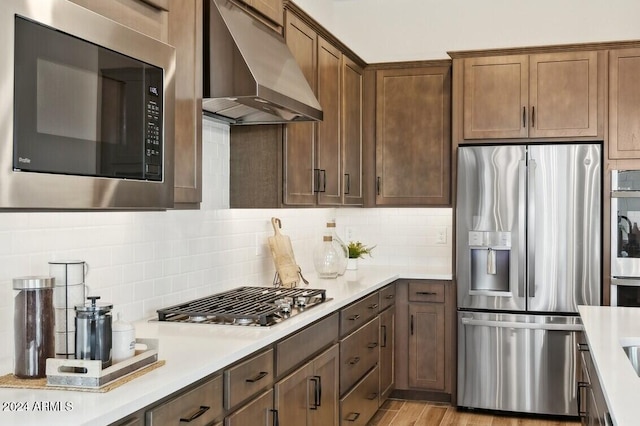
[347,241,375,270]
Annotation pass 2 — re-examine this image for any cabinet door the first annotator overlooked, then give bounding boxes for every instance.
[375,66,451,206]
[378,307,395,403]
[317,37,342,206]
[408,303,445,390]
[247,0,283,26]
[225,389,275,426]
[341,56,364,206]
[310,344,340,426]
[274,344,339,426]
[274,362,315,426]
[609,48,640,159]
[529,51,599,138]
[284,11,317,205]
[170,0,202,206]
[463,55,529,140]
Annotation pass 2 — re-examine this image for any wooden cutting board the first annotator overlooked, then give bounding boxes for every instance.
[268,217,301,288]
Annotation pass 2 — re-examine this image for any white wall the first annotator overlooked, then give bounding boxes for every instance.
[293,0,640,62]
[0,116,452,374]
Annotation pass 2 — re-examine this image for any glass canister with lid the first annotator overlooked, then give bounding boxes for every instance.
[13,276,55,379]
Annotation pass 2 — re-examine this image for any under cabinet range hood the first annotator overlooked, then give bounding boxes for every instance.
[203,0,323,124]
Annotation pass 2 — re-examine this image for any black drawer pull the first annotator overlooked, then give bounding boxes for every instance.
[417,291,438,296]
[179,405,210,423]
[385,294,395,300]
[367,392,378,401]
[246,371,268,383]
[368,303,379,310]
[410,315,414,335]
[309,375,322,410]
[367,342,378,349]
[346,412,360,422]
[270,409,280,426]
[348,314,360,321]
[381,325,387,347]
[577,343,589,352]
[349,356,361,365]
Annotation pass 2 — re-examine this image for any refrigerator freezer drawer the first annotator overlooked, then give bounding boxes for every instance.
[457,312,581,416]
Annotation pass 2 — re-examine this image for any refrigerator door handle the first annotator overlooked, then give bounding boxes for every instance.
[460,317,583,331]
[528,158,537,298]
[518,159,527,299]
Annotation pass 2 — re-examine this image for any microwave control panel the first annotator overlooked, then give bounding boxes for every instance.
[145,86,163,180]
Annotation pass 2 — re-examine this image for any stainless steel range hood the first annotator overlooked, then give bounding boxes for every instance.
[203,0,323,124]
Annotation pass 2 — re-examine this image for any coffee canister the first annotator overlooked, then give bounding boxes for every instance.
[112,313,136,364]
[13,276,55,378]
[74,296,113,369]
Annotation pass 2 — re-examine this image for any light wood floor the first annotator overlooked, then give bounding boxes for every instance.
[367,399,581,426]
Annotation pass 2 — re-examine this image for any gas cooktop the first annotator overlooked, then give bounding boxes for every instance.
[156,286,328,326]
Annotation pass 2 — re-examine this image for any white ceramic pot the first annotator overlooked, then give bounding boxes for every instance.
[347,258,358,270]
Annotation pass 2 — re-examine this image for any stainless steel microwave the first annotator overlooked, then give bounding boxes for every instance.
[611,170,640,280]
[1,0,175,209]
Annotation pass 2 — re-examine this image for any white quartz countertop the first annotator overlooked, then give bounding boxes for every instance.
[579,305,640,426]
[0,265,451,426]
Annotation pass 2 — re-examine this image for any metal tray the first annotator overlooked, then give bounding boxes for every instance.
[46,338,159,388]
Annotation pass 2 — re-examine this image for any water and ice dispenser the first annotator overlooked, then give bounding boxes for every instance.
[468,231,511,294]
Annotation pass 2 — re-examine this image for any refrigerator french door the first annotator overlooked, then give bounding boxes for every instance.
[456,144,601,416]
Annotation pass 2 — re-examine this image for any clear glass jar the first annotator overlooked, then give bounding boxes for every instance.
[326,220,348,275]
[313,235,340,279]
[13,276,55,379]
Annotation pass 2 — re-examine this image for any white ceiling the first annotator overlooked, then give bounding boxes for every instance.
[292,0,640,63]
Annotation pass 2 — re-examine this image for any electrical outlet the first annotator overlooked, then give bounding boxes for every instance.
[435,228,447,244]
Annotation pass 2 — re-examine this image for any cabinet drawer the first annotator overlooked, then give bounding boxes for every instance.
[225,388,274,426]
[339,317,379,395]
[276,313,338,376]
[379,284,396,311]
[408,281,445,303]
[146,374,223,426]
[225,349,274,410]
[340,293,379,336]
[340,365,379,426]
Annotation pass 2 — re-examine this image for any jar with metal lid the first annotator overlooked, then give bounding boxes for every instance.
[75,296,113,369]
[13,276,55,379]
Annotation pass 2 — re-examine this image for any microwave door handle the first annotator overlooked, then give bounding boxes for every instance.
[527,159,537,298]
[518,159,527,298]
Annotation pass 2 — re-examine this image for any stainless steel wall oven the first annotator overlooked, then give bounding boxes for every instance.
[611,170,640,306]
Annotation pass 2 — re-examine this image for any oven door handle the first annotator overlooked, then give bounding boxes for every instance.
[611,277,640,287]
[460,317,583,331]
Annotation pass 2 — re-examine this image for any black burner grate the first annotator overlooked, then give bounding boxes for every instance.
[157,286,327,326]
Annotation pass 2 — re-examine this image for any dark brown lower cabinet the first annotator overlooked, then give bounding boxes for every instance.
[274,344,339,426]
[340,365,380,426]
[408,303,445,390]
[393,279,452,400]
[224,388,275,426]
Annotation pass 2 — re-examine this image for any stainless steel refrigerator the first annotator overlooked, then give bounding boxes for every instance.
[456,143,601,416]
